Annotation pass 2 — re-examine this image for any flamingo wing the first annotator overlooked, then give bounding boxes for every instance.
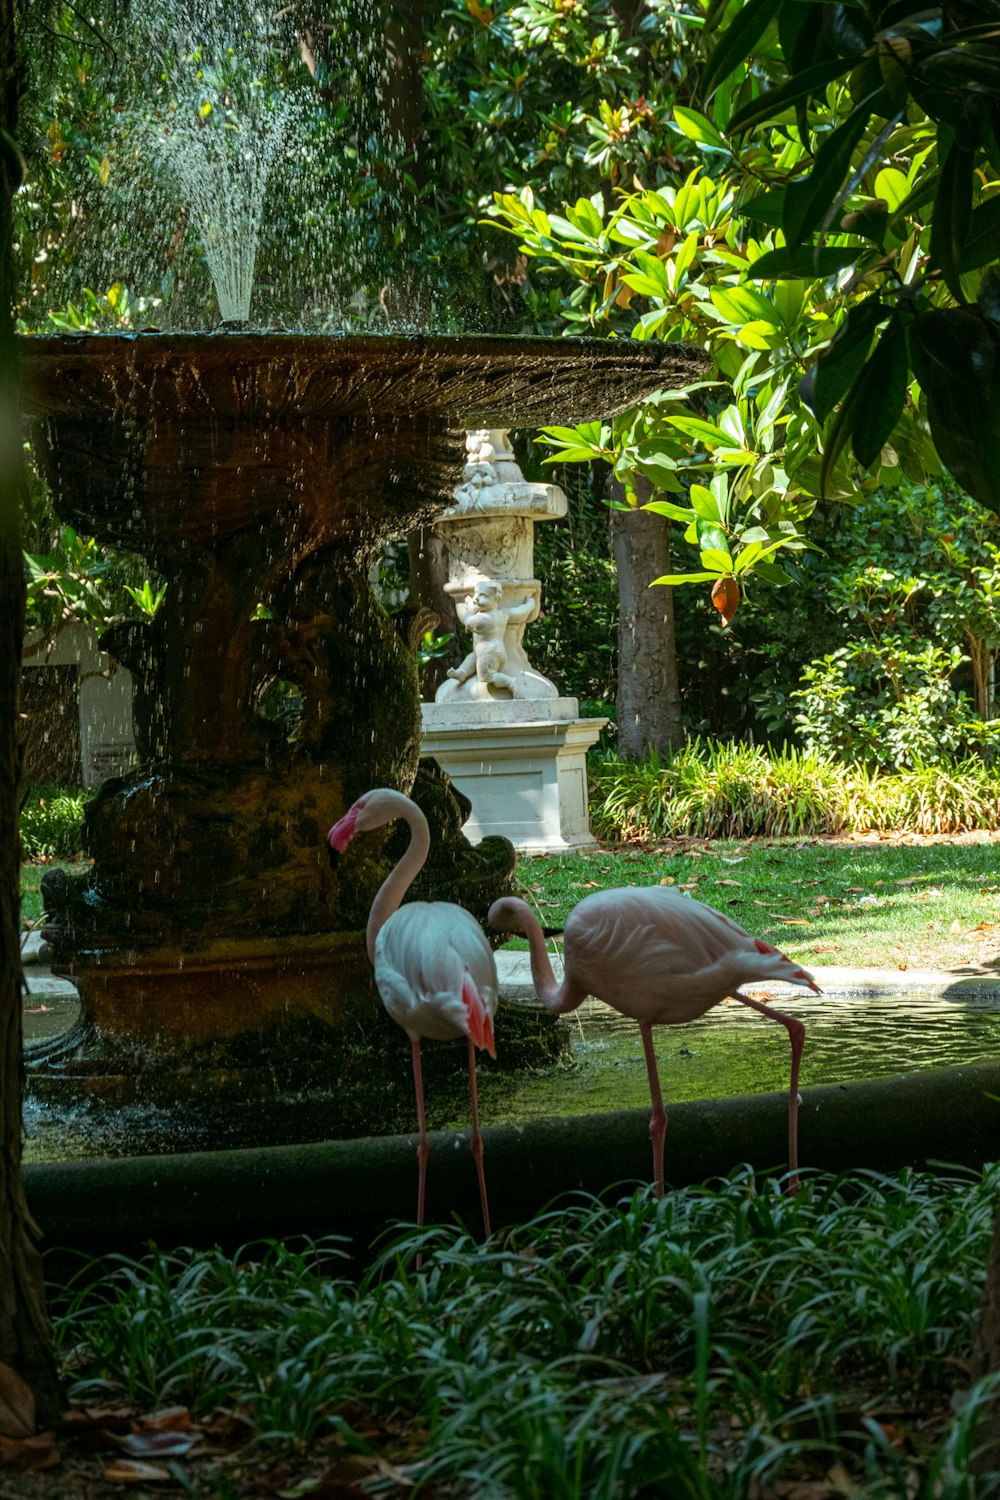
[375,902,498,1045]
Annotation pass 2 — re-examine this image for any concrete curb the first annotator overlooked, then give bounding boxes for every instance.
[24,1058,1000,1263]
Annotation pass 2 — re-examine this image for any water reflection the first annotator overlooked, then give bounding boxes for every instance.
[485,987,1000,1125]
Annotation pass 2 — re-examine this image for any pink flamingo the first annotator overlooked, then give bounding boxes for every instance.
[328,789,498,1236]
[489,886,820,1195]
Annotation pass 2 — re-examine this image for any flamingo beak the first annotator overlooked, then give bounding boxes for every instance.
[327,805,360,869]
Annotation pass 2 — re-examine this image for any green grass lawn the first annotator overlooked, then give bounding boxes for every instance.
[510,834,1000,972]
[20,834,1000,972]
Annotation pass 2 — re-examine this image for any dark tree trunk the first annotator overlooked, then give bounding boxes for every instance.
[0,0,62,1424]
[407,529,460,700]
[609,475,684,759]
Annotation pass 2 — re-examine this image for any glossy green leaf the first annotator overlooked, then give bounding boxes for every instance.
[849,317,909,467]
[651,571,717,585]
[930,141,974,302]
[960,196,1000,274]
[673,107,728,151]
[911,306,1000,510]
[746,244,859,279]
[726,57,852,135]
[700,0,786,102]
[642,499,695,522]
[803,300,885,423]
[700,547,735,572]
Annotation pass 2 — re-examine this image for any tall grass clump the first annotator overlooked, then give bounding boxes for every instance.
[51,1165,1000,1497]
[589,741,1000,840]
[19,784,88,858]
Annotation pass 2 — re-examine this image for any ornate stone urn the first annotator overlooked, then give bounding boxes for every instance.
[18,331,704,1137]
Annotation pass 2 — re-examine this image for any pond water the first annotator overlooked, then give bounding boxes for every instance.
[21,972,1000,1156]
[476,983,1000,1127]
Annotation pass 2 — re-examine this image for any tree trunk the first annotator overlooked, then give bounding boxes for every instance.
[0,0,62,1425]
[610,475,684,759]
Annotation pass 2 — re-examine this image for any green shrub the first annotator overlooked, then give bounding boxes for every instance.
[589,741,1000,840]
[20,785,88,859]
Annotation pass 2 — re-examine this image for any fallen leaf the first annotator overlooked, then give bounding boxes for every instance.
[715,878,741,887]
[659,876,675,886]
[950,919,963,934]
[0,1432,61,1471]
[103,1457,173,1483]
[770,916,810,925]
[118,1428,198,1458]
[0,1362,35,1438]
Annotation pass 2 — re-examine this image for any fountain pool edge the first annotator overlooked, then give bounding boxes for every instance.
[23,1058,1000,1263]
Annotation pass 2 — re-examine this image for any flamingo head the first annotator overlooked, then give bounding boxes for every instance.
[487,896,534,938]
[754,938,821,994]
[326,788,410,869]
[327,803,362,868]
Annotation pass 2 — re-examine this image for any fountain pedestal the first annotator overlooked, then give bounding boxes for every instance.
[421,430,606,852]
[18,332,703,1139]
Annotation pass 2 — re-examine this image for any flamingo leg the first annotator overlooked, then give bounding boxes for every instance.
[735,994,805,1194]
[467,1036,491,1239]
[410,1036,430,1227]
[639,1021,667,1199]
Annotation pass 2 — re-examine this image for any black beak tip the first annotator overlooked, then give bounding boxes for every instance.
[327,842,340,872]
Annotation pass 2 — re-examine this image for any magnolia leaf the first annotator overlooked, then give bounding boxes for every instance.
[701,547,735,572]
[803,300,885,424]
[103,1458,173,1483]
[911,306,1000,510]
[726,56,851,135]
[711,576,740,625]
[651,571,716,585]
[673,107,728,151]
[961,197,1000,274]
[701,0,785,102]
[930,141,974,302]
[642,499,695,522]
[850,317,910,468]
[746,244,859,279]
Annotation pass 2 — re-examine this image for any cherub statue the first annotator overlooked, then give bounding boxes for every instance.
[447,579,537,694]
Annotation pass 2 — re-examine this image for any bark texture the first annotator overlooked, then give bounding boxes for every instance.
[0,0,62,1424]
[609,475,684,759]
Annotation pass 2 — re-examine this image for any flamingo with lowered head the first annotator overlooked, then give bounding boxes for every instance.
[328,788,498,1236]
[489,886,820,1195]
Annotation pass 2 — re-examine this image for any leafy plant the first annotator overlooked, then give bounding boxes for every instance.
[19,785,87,860]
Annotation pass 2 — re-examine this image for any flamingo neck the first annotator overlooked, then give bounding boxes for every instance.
[521,910,570,1013]
[366,798,430,961]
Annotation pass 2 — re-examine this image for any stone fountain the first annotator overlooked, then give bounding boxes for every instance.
[18,329,704,1145]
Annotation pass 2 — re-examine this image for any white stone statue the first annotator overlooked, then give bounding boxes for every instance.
[445,579,539,698]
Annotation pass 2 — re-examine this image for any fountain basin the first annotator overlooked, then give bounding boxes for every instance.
[19,331,705,1135]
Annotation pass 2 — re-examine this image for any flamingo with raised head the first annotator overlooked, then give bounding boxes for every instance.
[489,886,820,1195]
[328,789,498,1236]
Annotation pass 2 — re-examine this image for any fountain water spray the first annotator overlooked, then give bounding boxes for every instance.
[137,0,297,324]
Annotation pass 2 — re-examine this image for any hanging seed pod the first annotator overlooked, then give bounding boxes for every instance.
[711,576,739,626]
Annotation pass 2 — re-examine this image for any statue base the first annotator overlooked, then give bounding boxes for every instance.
[420,699,607,853]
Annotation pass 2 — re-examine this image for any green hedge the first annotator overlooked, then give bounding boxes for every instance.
[589,741,1000,840]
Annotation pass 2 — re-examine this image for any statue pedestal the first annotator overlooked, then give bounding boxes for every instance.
[421,699,607,853]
